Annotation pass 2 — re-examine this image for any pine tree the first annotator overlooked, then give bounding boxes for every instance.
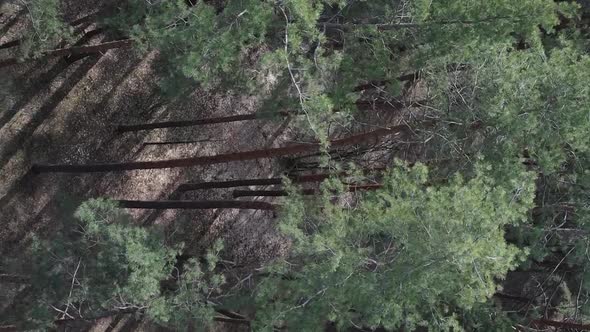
[417,27,590,327]
[1,199,224,330]
[251,162,536,331]
[17,0,75,59]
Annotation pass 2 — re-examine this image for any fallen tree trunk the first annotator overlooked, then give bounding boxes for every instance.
[31,125,407,173]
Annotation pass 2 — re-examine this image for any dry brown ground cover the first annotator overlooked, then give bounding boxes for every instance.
[0,2,420,330]
[0,3,292,331]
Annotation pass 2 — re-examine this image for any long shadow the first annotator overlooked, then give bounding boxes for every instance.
[0,26,100,129]
[133,92,290,251]
[139,180,185,227]
[0,55,147,255]
[0,9,23,37]
[0,169,35,211]
[0,60,67,129]
[4,19,96,83]
[0,56,107,170]
[0,186,83,255]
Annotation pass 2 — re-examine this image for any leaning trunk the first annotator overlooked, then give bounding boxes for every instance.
[117,200,277,210]
[176,172,359,191]
[0,39,133,68]
[114,98,414,133]
[0,274,30,284]
[31,126,408,173]
[177,167,386,192]
[531,319,590,330]
[116,113,261,133]
[232,184,382,198]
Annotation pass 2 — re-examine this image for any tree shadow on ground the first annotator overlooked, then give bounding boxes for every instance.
[0,9,23,38]
[0,51,147,255]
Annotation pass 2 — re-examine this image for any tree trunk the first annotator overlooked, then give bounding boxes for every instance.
[319,16,523,31]
[0,39,133,68]
[213,317,250,325]
[0,10,105,50]
[117,200,277,211]
[0,274,30,284]
[177,167,386,192]
[353,66,468,92]
[0,39,21,50]
[353,74,418,92]
[232,184,382,198]
[531,319,590,330]
[493,292,532,304]
[114,97,414,133]
[31,125,408,173]
[116,113,262,133]
[53,307,250,326]
[69,10,106,26]
[142,139,220,146]
[177,172,369,192]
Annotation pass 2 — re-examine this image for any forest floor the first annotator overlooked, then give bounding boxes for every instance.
[0,1,417,331]
[0,2,293,331]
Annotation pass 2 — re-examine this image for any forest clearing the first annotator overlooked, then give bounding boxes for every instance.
[0,0,589,331]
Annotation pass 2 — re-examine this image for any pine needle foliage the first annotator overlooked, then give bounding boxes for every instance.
[418,26,590,327]
[106,0,274,92]
[421,42,590,179]
[478,46,590,172]
[18,0,74,59]
[97,0,571,144]
[408,0,574,62]
[9,198,223,331]
[253,162,536,331]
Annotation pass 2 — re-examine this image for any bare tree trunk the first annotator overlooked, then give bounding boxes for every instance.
[0,39,21,50]
[0,39,133,68]
[116,113,261,133]
[117,200,277,211]
[0,274,30,284]
[69,10,106,26]
[142,139,221,146]
[493,292,532,304]
[0,9,105,50]
[31,125,408,173]
[53,307,250,325]
[114,98,415,133]
[531,319,590,330]
[319,16,523,31]
[177,172,358,192]
[42,39,133,57]
[233,189,312,197]
[353,73,419,92]
[353,66,468,92]
[232,184,382,198]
